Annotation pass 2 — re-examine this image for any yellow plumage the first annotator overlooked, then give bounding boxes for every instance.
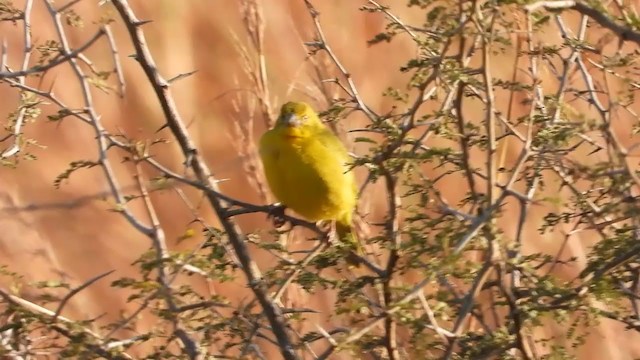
[259,102,358,255]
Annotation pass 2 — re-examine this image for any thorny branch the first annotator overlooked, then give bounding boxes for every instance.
[526,1,640,45]
[109,1,298,359]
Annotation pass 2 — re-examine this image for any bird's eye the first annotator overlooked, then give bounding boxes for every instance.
[302,115,309,121]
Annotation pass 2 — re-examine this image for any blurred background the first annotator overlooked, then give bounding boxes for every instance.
[1,0,639,358]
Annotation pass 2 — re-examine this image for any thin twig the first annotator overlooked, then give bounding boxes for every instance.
[53,270,115,321]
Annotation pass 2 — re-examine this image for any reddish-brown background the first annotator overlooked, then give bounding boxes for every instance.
[1,1,640,358]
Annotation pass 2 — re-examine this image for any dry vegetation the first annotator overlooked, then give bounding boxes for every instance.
[1,0,640,359]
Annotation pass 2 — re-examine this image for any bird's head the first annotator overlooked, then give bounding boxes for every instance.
[276,102,321,129]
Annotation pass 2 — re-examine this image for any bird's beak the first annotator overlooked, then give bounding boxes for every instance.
[281,113,301,127]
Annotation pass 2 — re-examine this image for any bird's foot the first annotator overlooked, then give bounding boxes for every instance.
[316,221,334,244]
[266,203,287,228]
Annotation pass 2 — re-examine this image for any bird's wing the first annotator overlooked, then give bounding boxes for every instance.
[314,127,351,167]
[313,127,358,195]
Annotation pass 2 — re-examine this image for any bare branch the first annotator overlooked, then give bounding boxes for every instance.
[109,1,298,358]
[526,1,640,45]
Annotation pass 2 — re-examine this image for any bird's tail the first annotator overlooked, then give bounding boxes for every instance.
[336,219,363,266]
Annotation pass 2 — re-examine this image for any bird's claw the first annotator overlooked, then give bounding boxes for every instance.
[315,221,334,244]
[320,230,334,245]
[267,203,287,228]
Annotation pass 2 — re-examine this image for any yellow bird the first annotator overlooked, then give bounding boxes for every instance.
[259,102,359,257]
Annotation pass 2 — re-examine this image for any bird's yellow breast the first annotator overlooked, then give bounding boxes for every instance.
[259,125,356,223]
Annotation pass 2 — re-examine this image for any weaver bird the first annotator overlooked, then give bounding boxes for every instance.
[259,102,360,261]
